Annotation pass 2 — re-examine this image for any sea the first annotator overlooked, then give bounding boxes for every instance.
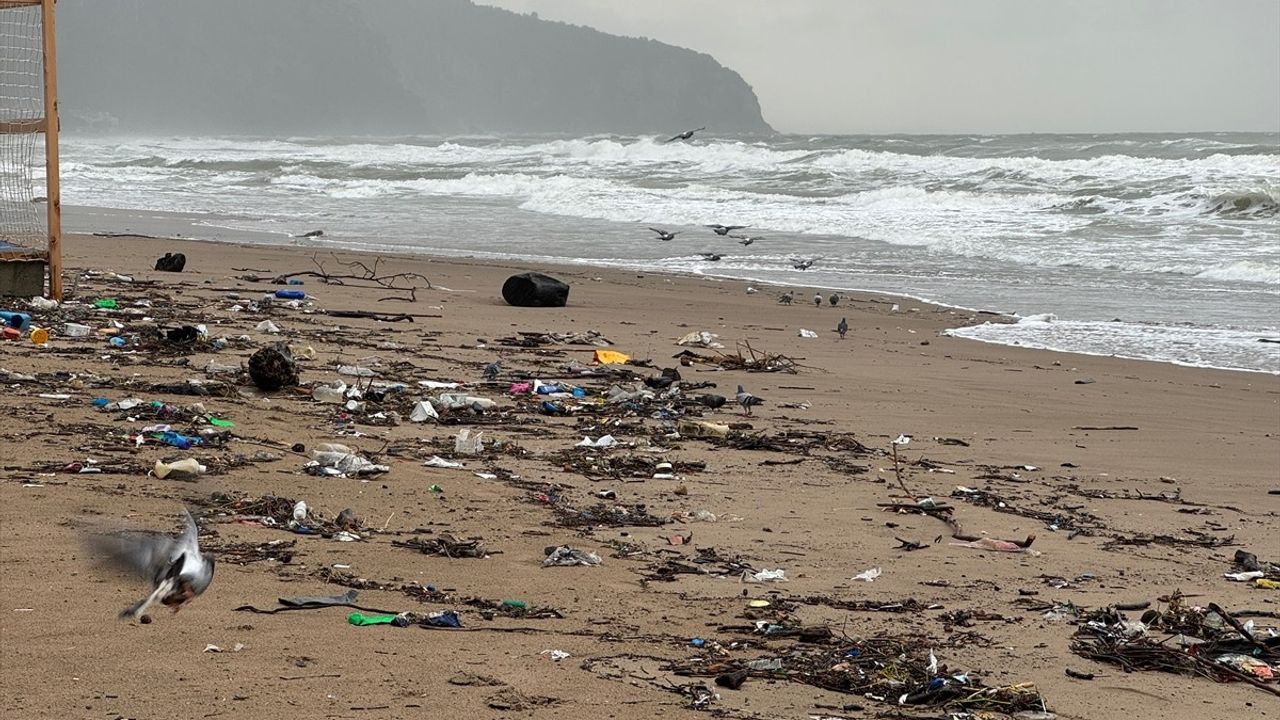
[55,132,1280,373]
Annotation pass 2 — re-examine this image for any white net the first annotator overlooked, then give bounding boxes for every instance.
[0,3,47,254]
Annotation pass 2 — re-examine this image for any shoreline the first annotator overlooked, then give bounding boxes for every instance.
[63,204,1278,376]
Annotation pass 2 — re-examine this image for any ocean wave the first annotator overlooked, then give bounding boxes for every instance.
[1203,189,1280,218]
[947,318,1280,374]
[1194,260,1280,285]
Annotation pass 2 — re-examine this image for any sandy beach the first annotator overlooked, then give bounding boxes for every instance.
[1,233,1277,720]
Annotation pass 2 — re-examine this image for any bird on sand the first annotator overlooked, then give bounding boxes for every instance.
[829,293,840,307]
[791,257,816,270]
[649,227,679,241]
[666,126,706,142]
[813,292,823,307]
[778,291,794,305]
[483,360,502,381]
[83,508,215,622]
[837,317,849,339]
[735,384,765,415]
[707,224,747,236]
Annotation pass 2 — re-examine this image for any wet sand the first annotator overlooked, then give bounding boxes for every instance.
[1,233,1277,719]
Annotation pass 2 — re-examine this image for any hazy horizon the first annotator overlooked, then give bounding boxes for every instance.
[478,0,1280,136]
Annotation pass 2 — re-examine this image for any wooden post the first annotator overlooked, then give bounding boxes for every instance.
[40,0,62,299]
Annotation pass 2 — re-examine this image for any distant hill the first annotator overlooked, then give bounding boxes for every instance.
[56,0,772,135]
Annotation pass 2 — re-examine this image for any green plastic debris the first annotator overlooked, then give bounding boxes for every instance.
[94,298,118,309]
[207,417,234,428]
[347,612,397,626]
[501,599,527,609]
[429,484,443,493]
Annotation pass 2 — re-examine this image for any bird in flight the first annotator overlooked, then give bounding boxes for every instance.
[707,224,747,236]
[735,385,765,416]
[666,126,706,142]
[649,227,680,241]
[83,508,215,622]
[730,234,762,246]
[791,257,816,270]
[698,252,724,262]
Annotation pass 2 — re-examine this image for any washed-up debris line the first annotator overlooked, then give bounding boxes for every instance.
[951,486,1106,538]
[673,340,807,374]
[554,501,668,529]
[643,547,756,582]
[198,492,364,536]
[710,430,874,455]
[667,632,1050,713]
[316,569,565,619]
[497,330,613,347]
[391,534,493,558]
[207,538,298,565]
[549,450,706,480]
[1071,592,1279,695]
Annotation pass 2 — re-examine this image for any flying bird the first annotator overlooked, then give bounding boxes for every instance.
[649,227,680,241]
[707,224,747,236]
[699,252,724,262]
[731,235,762,246]
[791,258,816,271]
[778,291,794,305]
[837,317,848,339]
[829,293,840,307]
[666,126,706,142]
[483,360,502,381]
[735,384,765,416]
[813,292,823,307]
[83,508,215,622]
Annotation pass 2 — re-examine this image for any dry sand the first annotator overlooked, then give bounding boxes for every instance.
[1,234,1277,719]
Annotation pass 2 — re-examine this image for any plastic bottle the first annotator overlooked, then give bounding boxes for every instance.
[0,311,32,331]
[153,458,206,480]
[274,289,306,300]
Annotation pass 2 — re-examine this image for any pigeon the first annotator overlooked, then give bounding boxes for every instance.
[83,508,215,621]
[731,235,761,246]
[829,293,840,307]
[649,227,679,241]
[791,258,816,270]
[735,385,764,416]
[837,317,848,339]
[482,359,502,381]
[813,292,823,307]
[666,126,706,142]
[699,252,724,262]
[778,291,794,305]
[706,224,747,236]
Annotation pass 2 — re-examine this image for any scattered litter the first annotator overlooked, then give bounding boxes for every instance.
[852,567,882,582]
[541,649,571,662]
[543,546,602,567]
[424,456,465,469]
[745,569,788,583]
[410,400,439,422]
[675,331,723,349]
[576,435,618,449]
[797,328,818,338]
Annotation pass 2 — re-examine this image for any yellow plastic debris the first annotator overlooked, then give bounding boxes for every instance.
[1257,578,1280,590]
[592,349,630,365]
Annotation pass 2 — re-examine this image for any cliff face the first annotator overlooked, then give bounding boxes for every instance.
[56,0,772,135]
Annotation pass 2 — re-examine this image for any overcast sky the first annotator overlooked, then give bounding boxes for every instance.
[478,0,1280,135]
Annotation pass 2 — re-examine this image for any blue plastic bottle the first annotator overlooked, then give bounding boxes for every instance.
[0,311,31,331]
[274,289,306,300]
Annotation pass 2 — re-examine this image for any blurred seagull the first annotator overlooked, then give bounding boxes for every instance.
[778,291,794,305]
[791,258,816,271]
[813,292,823,307]
[735,384,765,416]
[829,293,840,307]
[837,317,849,339]
[699,252,724,262]
[83,508,215,622]
[707,224,747,236]
[483,359,502,381]
[649,227,679,241]
[731,235,762,246]
[666,126,706,142]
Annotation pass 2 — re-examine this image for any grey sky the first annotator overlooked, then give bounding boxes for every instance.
[478,0,1280,134]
